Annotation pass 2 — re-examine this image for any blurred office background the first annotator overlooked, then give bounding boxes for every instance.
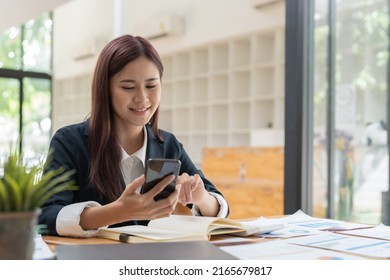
[0,0,388,225]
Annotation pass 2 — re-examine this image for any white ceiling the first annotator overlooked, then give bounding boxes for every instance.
[0,0,72,32]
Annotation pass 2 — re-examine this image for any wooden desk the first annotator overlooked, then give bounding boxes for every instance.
[43,235,264,248]
[42,215,388,260]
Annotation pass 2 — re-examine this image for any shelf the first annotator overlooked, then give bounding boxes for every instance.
[210,73,229,101]
[230,69,251,100]
[252,100,275,129]
[173,108,190,131]
[190,134,208,164]
[159,109,172,131]
[210,104,228,130]
[191,48,209,75]
[231,132,251,147]
[230,101,250,130]
[161,83,173,107]
[231,38,251,68]
[191,106,208,131]
[252,66,275,97]
[209,133,229,147]
[252,32,275,64]
[174,52,190,77]
[191,76,208,104]
[162,56,173,79]
[274,98,285,129]
[210,43,229,72]
[158,28,285,162]
[173,79,190,105]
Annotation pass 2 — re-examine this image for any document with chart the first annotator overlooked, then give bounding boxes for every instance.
[288,231,390,259]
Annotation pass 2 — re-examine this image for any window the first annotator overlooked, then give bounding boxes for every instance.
[285,0,389,225]
[313,0,389,223]
[0,12,52,172]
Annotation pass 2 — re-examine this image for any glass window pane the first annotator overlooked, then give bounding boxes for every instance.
[22,78,51,164]
[0,78,20,175]
[313,0,389,224]
[313,0,329,218]
[335,1,388,224]
[0,26,21,69]
[23,13,52,72]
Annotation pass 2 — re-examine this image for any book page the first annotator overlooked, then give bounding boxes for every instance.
[234,218,284,236]
[148,215,244,235]
[99,225,206,242]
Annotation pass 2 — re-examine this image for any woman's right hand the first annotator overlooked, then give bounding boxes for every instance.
[80,174,181,230]
[115,174,182,222]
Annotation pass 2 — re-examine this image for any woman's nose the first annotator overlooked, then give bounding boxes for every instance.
[133,88,148,102]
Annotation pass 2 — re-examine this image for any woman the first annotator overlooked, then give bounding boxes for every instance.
[39,35,229,237]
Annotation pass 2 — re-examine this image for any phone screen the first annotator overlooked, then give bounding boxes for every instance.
[141,159,181,201]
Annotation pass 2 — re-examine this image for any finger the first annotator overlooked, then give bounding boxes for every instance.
[165,183,182,203]
[177,173,189,185]
[182,180,193,204]
[173,184,182,204]
[192,174,202,191]
[178,186,187,205]
[123,174,145,195]
[155,184,181,209]
[145,174,175,199]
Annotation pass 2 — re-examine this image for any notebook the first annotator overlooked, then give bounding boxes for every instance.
[97,215,284,243]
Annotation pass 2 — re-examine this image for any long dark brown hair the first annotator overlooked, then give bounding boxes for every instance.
[88,35,164,201]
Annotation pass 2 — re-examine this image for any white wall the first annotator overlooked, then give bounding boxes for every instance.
[53,0,285,78]
[124,0,285,55]
[0,0,71,32]
[53,0,115,79]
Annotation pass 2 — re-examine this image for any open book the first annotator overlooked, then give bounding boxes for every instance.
[97,215,283,243]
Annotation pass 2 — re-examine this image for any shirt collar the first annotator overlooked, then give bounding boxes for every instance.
[120,126,147,166]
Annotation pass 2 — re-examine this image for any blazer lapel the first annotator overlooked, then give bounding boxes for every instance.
[145,125,164,161]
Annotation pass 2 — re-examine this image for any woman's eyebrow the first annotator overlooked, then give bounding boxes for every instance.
[145,77,159,82]
[119,79,136,83]
[119,77,159,83]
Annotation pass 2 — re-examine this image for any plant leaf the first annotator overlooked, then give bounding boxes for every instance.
[0,180,11,211]
[2,174,23,211]
[1,148,78,212]
[32,182,78,209]
[31,169,75,202]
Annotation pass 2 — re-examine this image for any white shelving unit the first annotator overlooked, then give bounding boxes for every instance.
[159,28,285,165]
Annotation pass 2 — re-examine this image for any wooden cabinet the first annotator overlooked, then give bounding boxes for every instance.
[202,147,284,219]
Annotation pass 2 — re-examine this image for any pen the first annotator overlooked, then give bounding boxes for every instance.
[119,233,134,243]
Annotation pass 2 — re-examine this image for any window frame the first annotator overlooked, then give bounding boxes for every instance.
[0,13,53,153]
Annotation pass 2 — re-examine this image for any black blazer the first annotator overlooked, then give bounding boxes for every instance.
[39,120,227,235]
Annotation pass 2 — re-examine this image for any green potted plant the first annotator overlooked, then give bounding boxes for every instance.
[0,148,77,259]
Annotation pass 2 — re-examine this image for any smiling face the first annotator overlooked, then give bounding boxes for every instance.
[110,56,161,132]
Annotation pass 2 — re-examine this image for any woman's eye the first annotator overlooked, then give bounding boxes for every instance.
[146,85,156,89]
[123,87,134,91]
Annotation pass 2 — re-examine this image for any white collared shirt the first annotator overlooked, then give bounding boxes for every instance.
[120,126,147,190]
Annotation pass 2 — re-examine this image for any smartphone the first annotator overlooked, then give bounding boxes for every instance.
[141,158,181,201]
